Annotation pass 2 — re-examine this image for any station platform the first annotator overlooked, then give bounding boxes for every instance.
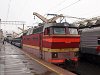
[0,43,76,75]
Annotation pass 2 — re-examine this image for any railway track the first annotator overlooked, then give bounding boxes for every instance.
[57,59,100,75]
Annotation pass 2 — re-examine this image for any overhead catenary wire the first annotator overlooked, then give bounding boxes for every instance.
[46,0,67,14]
[64,15,86,20]
[45,0,84,21]
[0,21,25,25]
[54,0,81,13]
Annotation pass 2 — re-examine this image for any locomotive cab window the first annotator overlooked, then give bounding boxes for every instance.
[53,27,66,34]
[98,38,100,45]
[69,28,78,34]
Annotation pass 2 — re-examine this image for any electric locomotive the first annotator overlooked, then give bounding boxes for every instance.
[22,12,80,64]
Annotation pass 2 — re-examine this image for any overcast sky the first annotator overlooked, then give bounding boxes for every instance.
[0,0,100,33]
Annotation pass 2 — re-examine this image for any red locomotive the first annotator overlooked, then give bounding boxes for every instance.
[22,12,80,64]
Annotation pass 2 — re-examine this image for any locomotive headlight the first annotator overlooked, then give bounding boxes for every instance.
[52,52,58,58]
[74,52,79,57]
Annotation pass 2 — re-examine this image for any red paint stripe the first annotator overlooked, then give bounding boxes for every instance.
[43,37,80,43]
[43,42,80,48]
[48,59,65,63]
[71,57,78,62]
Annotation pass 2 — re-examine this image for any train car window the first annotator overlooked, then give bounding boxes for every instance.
[69,28,78,34]
[53,27,65,34]
[38,26,43,32]
[98,38,100,45]
[33,29,37,34]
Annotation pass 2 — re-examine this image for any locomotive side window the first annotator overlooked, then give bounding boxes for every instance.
[69,28,78,34]
[98,38,100,45]
[53,27,65,34]
[33,26,43,34]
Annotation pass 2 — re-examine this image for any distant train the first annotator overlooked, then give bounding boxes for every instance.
[6,34,13,43]
[79,20,100,63]
[11,37,22,48]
